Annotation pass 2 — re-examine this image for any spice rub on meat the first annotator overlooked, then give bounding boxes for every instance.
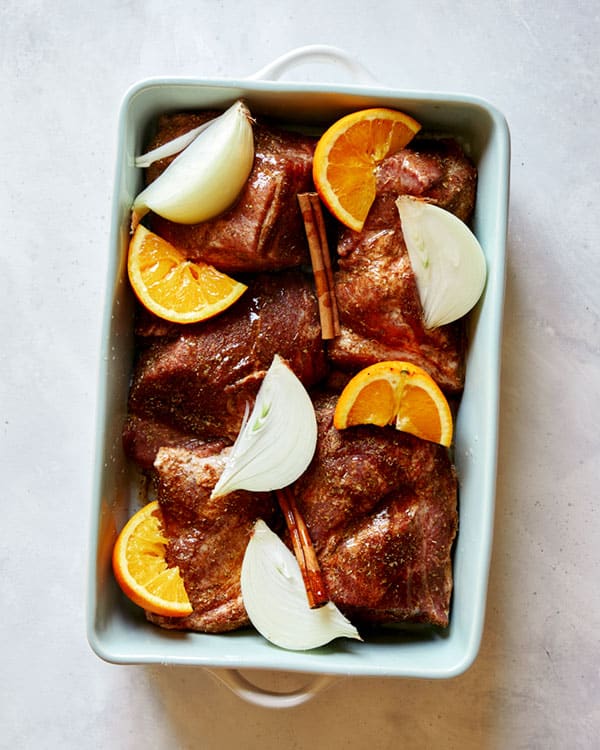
[145,113,317,273]
[328,138,477,393]
[289,394,458,627]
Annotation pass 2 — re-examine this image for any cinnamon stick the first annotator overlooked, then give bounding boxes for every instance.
[276,486,329,608]
[298,192,341,339]
[309,192,341,337]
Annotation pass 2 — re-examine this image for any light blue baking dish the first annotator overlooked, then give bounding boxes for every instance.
[87,46,509,706]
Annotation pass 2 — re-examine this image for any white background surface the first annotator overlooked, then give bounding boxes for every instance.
[2,1,599,747]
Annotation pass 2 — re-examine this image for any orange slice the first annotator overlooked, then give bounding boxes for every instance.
[333,361,453,447]
[112,500,192,617]
[127,224,247,323]
[313,107,421,232]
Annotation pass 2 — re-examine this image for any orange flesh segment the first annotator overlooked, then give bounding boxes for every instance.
[346,378,396,426]
[396,383,444,444]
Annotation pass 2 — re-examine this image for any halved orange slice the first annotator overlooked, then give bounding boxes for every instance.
[313,107,421,232]
[112,500,192,617]
[333,361,453,447]
[127,224,247,323]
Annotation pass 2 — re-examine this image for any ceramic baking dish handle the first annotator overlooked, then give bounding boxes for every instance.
[206,668,337,709]
[247,44,380,86]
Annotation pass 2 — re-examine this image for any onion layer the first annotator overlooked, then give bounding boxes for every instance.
[134,121,213,169]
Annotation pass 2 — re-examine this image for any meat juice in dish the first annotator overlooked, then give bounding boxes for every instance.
[120,109,479,637]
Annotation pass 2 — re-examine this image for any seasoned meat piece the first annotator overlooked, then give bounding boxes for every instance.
[146,445,279,632]
[122,414,229,471]
[328,138,475,393]
[145,113,316,273]
[128,271,328,441]
[330,207,467,391]
[375,137,477,223]
[291,394,458,627]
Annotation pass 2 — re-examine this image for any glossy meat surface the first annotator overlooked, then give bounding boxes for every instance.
[375,137,477,223]
[127,271,328,442]
[145,114,316,273]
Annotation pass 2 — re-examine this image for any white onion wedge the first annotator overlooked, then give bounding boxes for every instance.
[241,520,362,651]
[396,195,487,329]
[132,100,254,226]
[210,355,317,498]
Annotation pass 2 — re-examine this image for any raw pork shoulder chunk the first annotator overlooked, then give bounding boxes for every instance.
[122,414,229,471]
[290,393,458,627]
